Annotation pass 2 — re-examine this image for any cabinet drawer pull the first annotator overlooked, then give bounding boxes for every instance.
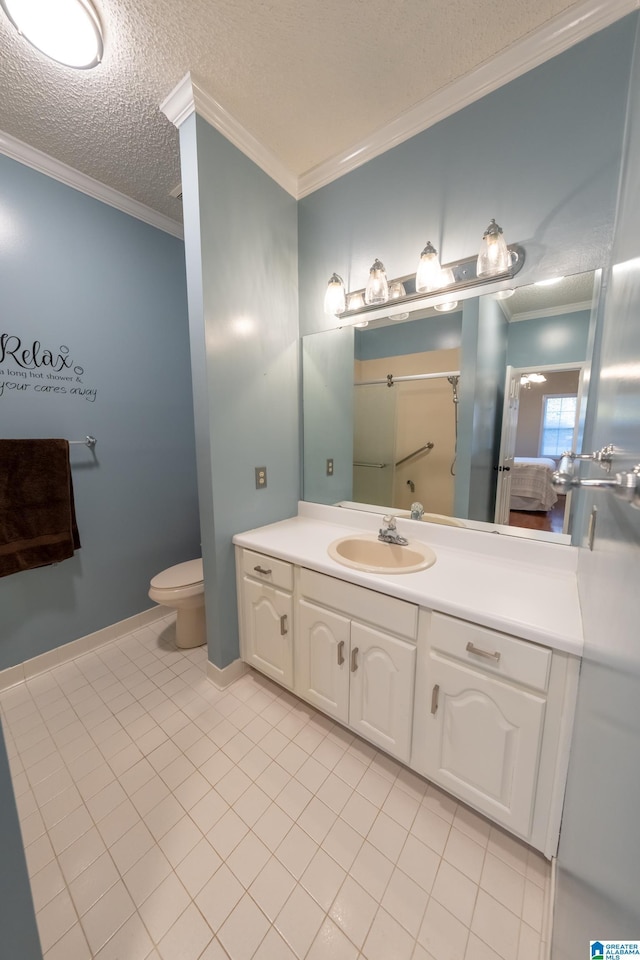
[351,647,359,672]
[466,641,501,662]
[337,640,345,666]
[254,565,272,576]
[431,684,439,715]
[280,614,288,636]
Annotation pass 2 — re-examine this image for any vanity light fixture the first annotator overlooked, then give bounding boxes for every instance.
[347,291,365,311]
[389,280,406,299]
[364,258,389,305]
[477,219,511,278]
[323,273,346,316]
[0,0,104,68]
[415,242,444,293]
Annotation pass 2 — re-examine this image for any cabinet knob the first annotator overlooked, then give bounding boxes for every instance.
[431,683,440,715]
[351,647,359,672]
[254,565,272,576]
[337,640,345,666]
[280,614,288,636]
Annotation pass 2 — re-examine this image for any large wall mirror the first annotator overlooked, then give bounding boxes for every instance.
[302,269,599,543]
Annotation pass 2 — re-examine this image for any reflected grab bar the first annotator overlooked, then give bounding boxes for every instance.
[395,441,434,468]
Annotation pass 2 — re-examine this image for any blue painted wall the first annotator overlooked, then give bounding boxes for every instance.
[179,115,299,669]
[553,16,640,950]
[0,156,200,671]
[0,725,41,958]
[354,311,462,361]
[298,19,635,342]
[303,326,354,505]
[506,310,591,367]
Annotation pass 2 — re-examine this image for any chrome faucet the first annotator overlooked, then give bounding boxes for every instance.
[378,515,409,545]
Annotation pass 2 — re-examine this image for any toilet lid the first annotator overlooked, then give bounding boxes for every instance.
[151,558,203,589]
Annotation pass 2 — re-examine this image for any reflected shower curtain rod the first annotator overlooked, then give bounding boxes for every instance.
[354,369,460,387]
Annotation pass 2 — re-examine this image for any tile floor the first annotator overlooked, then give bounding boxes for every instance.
[0,614,550,960]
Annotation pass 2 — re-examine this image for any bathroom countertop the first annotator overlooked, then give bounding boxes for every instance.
[233,502,583,657]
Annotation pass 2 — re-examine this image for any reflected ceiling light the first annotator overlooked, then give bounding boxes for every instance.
[535,276,565,287]
[434,300,459,312]
[354,320,369,328]
[1,0,103,68]
[416,242,444,293]
[347,291,365,311]
[520,372,547,388]
[388,280,406,299]
[477,219,510,277]
[492,288,515,300]
[364,258,389,305]
[323,273,346,316]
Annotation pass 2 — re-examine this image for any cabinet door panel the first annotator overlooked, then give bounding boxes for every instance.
[297,600,349,722]
[243,578,293,688]
[349,623,416,762]
[423,656,545,836]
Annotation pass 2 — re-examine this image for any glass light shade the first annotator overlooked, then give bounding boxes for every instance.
[388,280,406,299]
[323,273,346,316]
[415,242,444,293]
[347,291,365,311]
[477,219,511,277]
[1,0,104,68]
[364,258,389,305]
[435,300,459,312]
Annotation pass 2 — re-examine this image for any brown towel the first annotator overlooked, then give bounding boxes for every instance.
[0,439,81,578]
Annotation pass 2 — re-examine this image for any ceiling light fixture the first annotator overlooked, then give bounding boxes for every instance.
[0,0,104,69]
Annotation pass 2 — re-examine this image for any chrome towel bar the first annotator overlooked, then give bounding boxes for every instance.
[69,436,97,448]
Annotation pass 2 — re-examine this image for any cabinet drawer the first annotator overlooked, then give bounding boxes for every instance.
[241,549,293,591]
[300,568,418,641]
[430,612,551,692]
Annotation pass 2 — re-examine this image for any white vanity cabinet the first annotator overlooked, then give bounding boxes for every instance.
[412,611,579,855]
[296,569,418,763]
[237,549,294,689]
[234,543,579,857]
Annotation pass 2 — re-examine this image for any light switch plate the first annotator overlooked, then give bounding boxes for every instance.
[326,458,334,476]
[255,466,267,489]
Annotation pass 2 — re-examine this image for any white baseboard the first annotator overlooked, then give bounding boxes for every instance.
[541,855,557,960]
[0,607,168,692]
[206,658,248,690]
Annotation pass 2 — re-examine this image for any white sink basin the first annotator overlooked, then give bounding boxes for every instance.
[327,534,436,574]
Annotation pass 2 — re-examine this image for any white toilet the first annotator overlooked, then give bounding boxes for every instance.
[148,558,206,649]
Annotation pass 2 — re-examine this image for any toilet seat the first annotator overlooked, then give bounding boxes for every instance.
[150,558,203,591]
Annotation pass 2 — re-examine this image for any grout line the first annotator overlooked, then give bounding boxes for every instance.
[1,620,550,960]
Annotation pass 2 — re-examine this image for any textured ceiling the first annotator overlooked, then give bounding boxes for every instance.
[0,0,586,225]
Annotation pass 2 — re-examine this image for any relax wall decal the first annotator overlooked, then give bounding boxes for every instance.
[0,333,98,402]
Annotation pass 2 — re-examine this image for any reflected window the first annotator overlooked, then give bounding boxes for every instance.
[540,395,577,457]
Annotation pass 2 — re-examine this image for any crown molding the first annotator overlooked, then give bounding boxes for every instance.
[158,0,636,201]
[509,300,594,323]
[298,0,639,197]
[0,130,184,238]
[161,72,298,199]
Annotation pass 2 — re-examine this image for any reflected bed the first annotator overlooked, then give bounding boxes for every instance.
[510,457,558,511]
